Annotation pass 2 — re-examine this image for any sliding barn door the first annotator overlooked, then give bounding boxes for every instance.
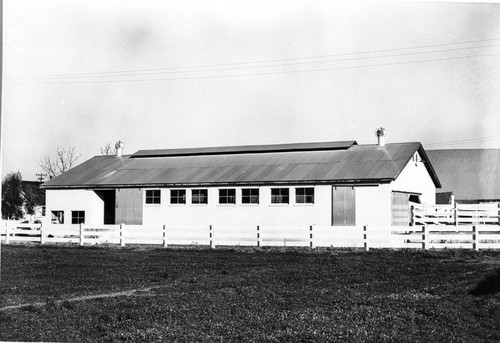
[332,186,356,226]
[115,188,143,225]
[391,191,410,226]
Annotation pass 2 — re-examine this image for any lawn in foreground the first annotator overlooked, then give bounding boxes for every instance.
[0,244,499,342]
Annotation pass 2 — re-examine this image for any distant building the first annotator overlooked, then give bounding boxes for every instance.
[427,149,500,204]
[41,139,440,227]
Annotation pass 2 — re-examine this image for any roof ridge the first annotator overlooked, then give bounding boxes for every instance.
[132,140,358,158]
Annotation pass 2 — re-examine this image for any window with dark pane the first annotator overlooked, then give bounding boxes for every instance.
[242,188,259,204]
[170,189,186,204]
[71,211,85,224]
[219,189,236,204]
[271,188,289,204]
[296,187,314,204]
[192,189,208,204]
[145,189,161,204]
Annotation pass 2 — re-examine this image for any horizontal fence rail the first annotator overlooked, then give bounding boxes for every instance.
[2,220,500,251]
[412,203,500,226]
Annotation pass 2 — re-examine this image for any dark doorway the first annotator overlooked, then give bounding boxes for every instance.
[95,190,116,224]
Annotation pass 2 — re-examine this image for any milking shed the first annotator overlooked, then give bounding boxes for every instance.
[41,135,441,228]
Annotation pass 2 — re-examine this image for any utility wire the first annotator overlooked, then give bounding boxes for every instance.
[8,37,500,80]
[8,52,499,85]
[8,43,500,81]
[425,134,500,147]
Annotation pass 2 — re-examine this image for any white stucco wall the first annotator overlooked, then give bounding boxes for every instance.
[355,184,392,226]
[143,185,332,227]
[45,189,104,226]
[390,152,436,205]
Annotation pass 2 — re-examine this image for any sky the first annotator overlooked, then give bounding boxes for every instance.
[2,0,500,181]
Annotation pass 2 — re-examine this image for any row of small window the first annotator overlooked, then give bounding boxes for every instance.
[51,210,85,224]
[145,187,315,205]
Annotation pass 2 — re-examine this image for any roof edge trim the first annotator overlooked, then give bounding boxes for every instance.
[41,178,391,190]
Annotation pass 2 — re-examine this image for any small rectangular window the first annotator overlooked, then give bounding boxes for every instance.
[145,189,161,204]
[296,187,314,204]
[219,189,236,204]
[271,188,289,204]
[51,210,64,224]
[242,188,259,204]
[170,189,186,204]
[71,211,85,224]
[192,189,208,204]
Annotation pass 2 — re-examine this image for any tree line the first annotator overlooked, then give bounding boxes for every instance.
[2,142,118,220]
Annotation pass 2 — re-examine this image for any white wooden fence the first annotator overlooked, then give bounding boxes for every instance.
[1,220,500,250]
[412,203,500,226]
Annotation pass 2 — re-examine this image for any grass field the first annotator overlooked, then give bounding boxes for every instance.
[0,244,499,342]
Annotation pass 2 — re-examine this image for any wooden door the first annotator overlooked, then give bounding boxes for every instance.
[115,188,143,225]
[332,186,356,226]
[391,191,410,226]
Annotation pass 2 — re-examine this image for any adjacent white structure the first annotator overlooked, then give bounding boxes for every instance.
[42,140,440,228]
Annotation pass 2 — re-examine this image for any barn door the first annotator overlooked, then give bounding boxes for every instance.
[391,191,410,226]
[115,188,143,225]
[332,186,356,226]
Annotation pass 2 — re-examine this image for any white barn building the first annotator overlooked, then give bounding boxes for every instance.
[41,140,440,228]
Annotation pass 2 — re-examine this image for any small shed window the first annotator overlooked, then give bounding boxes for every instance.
[242,188,259,204]
[192,189,208,204]
[51,210,64,224]
[170,189,186,204]
[219,189,236,204]
[296,187,314,204]
[71,211,85,224]
[271,188,289,204]
[145,189,161,204]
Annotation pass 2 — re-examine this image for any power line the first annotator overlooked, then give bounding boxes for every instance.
[425,134,500,147]
[8,43,500,81]
[7,37,500,80]
[7,52,499,85]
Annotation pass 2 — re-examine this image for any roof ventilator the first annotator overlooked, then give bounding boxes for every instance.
[375,127,386,147]
[115,141,125,157]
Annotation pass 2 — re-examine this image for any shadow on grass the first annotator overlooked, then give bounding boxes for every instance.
[469,268,500,296]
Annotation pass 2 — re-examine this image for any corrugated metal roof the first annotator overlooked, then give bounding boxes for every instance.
[427,149,500,201]
[42,141,440,189]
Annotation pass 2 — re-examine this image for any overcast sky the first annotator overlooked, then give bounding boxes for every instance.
[2,0,500,180]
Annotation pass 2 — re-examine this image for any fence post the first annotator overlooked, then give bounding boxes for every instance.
[309,225,315,249]
[422,226,428,250]
[5,225,9,244]
[472,225,479,251]
[40,223,45,245]
[257,225,262,247]
[120,223,125,247]
[209,225,215,249]
[79,223,84,246]
[363,225,369,252]
[498,203,500,226]
[454,203,458,226]
[163,224,167,248]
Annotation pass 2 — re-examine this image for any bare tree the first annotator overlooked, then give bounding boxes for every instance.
[40,146,81,179]
[99,142,117,155]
